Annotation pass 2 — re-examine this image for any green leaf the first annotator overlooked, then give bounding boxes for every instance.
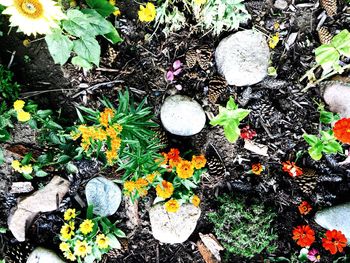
[104,26,123,44]
[62,10,95,38]
[308,145,323,161]
[66,162,79,174]
[224,124,240,143]
[107,234,121,249]
[226,96,238,110]
[323,141,343,154]
[114,228,126,238]
[228,108,250,121]
[28,119,37,129]
[36,109,53,119]
[57,155,71,164]
[320,130,334,141]
[331,29,350,57]
[81,9,114,35]
[182,179,197,190]
[21,152,32,165]
[45,30,73,65]
[22,172,34,180]
[315,44,339,69]
[71,56,93,70]
[49,132,62,144]
[0,129,10,142]
[92,245,102,260]
[86,0,115,17]
[73,37,100,66]
[35,170,48,177]
[303,134,319,146]
[320,110,335,124]
[0,227,7,234]
[46,120,63,130]
[87,205,94,219]
[84,254,95,263]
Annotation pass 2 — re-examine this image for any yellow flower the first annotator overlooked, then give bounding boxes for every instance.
[138,2,156,22]
[165,199,180,213]
[99,108,114,127]
[0,0,66,36]
[191,155,206,169]
[192,195,200,207]
[155,180,174,199]
[176,160,194,179]
[60,221,75,240]
[70,130,81,140]
[79,219,94,235]
[64,208,76,221]
[17,110,31,122]
[113,8,120,16]
[21,164,32,174]
[146,172,158,183]
[124,181,136,193]
[108,0,116,5]
[13,100,25,111]
[269,33,280,49]
[11,160,22,172]
[22,39,31,47]
[73,240,92,258]
[59,242,70,252]
[69,0,76,7]
[194,0,206,5]
[96,234,109,249]
[64,250,76,261]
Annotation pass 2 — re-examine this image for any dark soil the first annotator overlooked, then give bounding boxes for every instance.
[1,0,350,262]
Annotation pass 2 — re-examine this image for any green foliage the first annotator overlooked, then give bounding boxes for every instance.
[45,1,122,70]
[210,97,250,143]
[317,103,340,124]
[0,65,20,102]
[194,0,251,36]
[208,194,278,258]
[303,130,342,161]
[315,29,350,73]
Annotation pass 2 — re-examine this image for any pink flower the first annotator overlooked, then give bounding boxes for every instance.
[166,60,183,82]
[307,248,321,262]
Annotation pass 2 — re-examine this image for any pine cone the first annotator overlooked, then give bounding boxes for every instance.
[318,27,333,44]
[320,0,337,16]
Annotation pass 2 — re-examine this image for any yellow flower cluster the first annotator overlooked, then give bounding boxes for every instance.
[13,100,31,122]
[123,173,160,197]
[156,180,174,199]
[165,199,180,213]
[138,2,156,22]
[96,234,109,249]
[72,108,122,165]
[11,160,33,175]
[269,33,280,49]
[60,221,75,240]
[64,208,76,221]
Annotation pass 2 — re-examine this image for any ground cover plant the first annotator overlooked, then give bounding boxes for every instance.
[0,0,350,262]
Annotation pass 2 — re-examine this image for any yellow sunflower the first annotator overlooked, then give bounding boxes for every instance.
[0,0,65,36]
[79,219,94,235]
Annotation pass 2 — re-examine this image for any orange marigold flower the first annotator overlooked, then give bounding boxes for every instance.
[124,181,136,193]
[165,199,180,213]
[298,201,312,215]
[322,229,347,255]
[191,155,207,169]
[146,172,158,183]
[106,150,118,164]
[167,148,180,160]
[176,160,194,179]
[282,161,303,177]
[333,118,350,144]
[100,108,114,127]
[135,178,148,189]
[292,225,315,247]
[156,180,174,199]
[251,163,263,175]
[192,195,200,207]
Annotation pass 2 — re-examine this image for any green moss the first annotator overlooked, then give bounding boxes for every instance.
[208,194,278,259]
[0,64,20,103]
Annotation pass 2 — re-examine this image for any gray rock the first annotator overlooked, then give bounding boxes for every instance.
[10,182,34,194]
[160,95,206,136]
[8,176,70,242]
[150,203,201,244]
[323,82,350,118]
[27,247,65,263]
[314,202,350,245]
[274,0,288,10]
[215,30,270,86]
[85,177,121,216]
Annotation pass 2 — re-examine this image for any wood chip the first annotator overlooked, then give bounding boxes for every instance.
[244,139,268,156]
[197,233,224,263]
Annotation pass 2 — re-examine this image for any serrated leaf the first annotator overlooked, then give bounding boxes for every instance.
[73,37,100,66]
[315,44,339,69]
[86,0,115,17]
[331,29,350,57]
[81,9,113,35]
[71,56,93,70]
[104,26,123,44]
[45,30,73,65]
[303,134,319,146]
[63,10,95,37]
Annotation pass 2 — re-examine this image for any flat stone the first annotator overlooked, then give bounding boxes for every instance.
[8,176,70,242]
[160,95,206,136]
[27,247,65,263]
[244,139,268,156]
[215,30,270,86]
[85,177,122,217]
[150,203,201,244]
[314,202,350,245]
[10,182,34,194]
[274,0,288,10]
[323,82,350,118]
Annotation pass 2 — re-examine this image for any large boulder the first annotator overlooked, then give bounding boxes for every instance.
[215,30,270,86]
[149,203,201,244]
[323,82,350,118]
[26,247,65,263]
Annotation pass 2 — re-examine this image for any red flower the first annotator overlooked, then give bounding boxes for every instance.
[282,161,303,177]
[292,225,315,247]
[333,118,350,144]
[240,126,257,140]
[167,148,180,160]
[322,229,347,254]
[298,201,312,215]
[251,163,263,175]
